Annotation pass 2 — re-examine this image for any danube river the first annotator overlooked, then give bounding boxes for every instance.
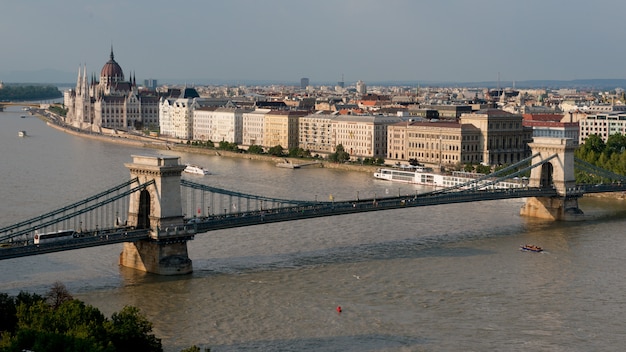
[2,105,626,351]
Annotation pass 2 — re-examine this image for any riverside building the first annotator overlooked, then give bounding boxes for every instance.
[64,47,160,132]
[385,109,532,167]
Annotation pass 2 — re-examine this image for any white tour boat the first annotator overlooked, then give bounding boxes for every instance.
[184,164,211,175]
[373,165,524,190]
[18,131,27,137]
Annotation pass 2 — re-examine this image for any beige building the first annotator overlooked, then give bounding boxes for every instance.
[460,109,531,165]
[242,108,270,148]
[386,108,531,167]
[331,115,401,159]
[299,112,337,156]
[263,110,308,149]
[387,121,482,166]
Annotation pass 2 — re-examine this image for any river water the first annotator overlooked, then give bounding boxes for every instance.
[1,105,626,351]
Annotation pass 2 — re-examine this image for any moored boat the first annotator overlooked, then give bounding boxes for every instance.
[184,164,211,175]
[373,165,525,190]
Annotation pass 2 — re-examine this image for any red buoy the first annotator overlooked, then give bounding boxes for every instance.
[336,306,342,313]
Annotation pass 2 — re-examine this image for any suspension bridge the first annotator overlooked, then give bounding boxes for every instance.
[0,137,625,274]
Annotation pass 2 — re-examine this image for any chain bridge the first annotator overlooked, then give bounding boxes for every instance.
[1,137,625,274]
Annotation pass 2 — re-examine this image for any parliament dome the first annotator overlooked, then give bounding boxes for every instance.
[100,47,124,82]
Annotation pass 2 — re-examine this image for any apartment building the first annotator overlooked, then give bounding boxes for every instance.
[331,115,402,159]
[299,112,337,156]
[203,107,250,144]
[387,121,482,166]
[579,112,626,143]
[159,87,200,139]
[193,106,217,141]
[263,110,308,149]
[242,108,271,148]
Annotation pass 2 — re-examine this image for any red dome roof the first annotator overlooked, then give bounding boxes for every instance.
[100,47,124,81]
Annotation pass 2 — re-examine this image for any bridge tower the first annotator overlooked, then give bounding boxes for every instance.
[519,137,584,220]
[120,155,193,275]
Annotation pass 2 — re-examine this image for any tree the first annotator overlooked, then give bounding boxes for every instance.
[0,285,164,352]
[288,147,311,158]
[475,164,491,174]
[606,133,626,155]
[46,281,73,309]
[268,145,285,156]
[247,144,264,154]
[217,141,239,152]
[328,144,350,163]
[106,306,162,352]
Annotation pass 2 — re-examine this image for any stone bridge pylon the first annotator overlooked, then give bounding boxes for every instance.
[519,137,584,221]
[120,155,193,275]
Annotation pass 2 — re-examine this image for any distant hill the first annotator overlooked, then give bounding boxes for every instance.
[3,69,626,91]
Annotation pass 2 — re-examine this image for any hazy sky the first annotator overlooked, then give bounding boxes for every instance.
[2,0,626,84]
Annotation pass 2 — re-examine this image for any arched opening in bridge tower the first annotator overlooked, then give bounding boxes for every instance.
[540,163,554,188]
[137,189,151,229]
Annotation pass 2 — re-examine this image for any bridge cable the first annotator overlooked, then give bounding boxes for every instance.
[0,179,153,242]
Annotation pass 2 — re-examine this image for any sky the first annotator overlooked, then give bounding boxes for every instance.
[2,0,626,85]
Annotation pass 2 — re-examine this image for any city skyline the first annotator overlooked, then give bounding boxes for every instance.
[2,0,626,84]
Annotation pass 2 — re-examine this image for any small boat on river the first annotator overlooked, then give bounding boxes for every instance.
[520,244,543,252]
[18,131,27,137]
[184,164,211,175]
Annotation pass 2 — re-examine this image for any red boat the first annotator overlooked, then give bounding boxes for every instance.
[520,244,543,252]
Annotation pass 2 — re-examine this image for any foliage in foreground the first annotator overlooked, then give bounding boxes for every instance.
[0,282,162,352]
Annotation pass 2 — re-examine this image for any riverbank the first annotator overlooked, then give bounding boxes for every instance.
[39,111,379,174]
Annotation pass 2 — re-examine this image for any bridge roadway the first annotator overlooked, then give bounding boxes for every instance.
[2,183,625,261]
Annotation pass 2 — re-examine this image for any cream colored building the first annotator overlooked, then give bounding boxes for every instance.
[202,107,250,144]
[263,110,308,149]
[387,121,482,166]
[242,108,270,147]
[192,106,217,141]
[159,87,200,140]
[331,115,401,159]
[299,113,338,156]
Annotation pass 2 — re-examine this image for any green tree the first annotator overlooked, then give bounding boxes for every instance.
[288,147,311,158]
[328,144,350,163]
[475,164,491,174]
[106,306,162,352]
[268,145,285,156]
[247,145,264,154]
[217,141,239,152]
[606,133,626,155]
[0,285,163,352]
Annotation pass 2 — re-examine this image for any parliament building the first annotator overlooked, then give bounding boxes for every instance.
[64,47,159,132]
